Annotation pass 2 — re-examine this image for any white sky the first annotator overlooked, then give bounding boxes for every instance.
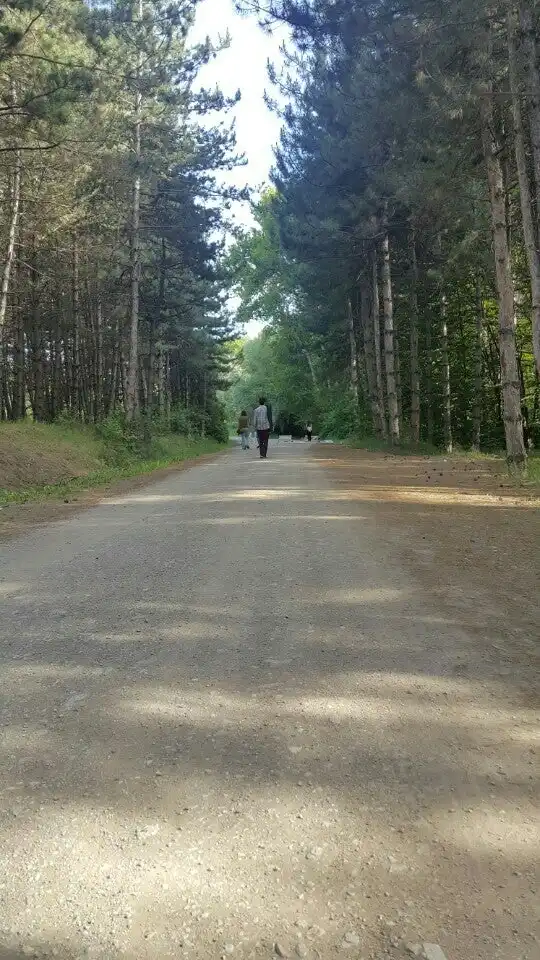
[191,0,285,227]
[191,0,288,337]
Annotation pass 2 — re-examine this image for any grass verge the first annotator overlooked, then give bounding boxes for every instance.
[0,421,226,506]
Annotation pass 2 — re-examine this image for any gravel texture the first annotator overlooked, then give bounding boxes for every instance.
[0,443,538,960]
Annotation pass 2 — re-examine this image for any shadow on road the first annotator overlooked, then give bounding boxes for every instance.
[1,447,538,960]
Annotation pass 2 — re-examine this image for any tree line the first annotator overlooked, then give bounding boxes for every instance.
[230,0,540,460]
[0,0,240,439]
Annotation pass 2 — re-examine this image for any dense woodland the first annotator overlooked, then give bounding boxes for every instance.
[3,1,540,461]
[0,0,241,441]
[228,0,540,459]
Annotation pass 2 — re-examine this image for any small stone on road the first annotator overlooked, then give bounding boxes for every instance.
[422,946,448,960]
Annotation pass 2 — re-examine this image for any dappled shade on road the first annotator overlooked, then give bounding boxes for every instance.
[1,446,538,960]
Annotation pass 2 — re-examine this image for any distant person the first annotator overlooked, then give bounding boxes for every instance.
[253,396,272,459]
[306,422,313,442]
[237,410,250,450]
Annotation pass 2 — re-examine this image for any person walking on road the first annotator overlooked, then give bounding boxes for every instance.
[253,396,272,459]
[306,422,313,442]
[237,410,250,450]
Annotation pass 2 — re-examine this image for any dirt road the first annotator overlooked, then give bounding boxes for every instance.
[1,444,538,960]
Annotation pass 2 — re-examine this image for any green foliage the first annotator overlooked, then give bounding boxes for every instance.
[169,398,228,444]
[204,397,230,444]
[225,328,320,432]
[95,415,144,467]
[318,390,367,441]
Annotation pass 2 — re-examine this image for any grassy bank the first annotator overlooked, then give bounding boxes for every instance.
[0,420,226,506]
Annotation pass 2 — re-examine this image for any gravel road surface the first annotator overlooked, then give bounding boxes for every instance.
[1,444,538,960]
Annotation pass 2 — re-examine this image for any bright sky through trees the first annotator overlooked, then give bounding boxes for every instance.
[192,0,284,226]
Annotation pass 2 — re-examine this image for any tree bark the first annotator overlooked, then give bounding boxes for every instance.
[370,245,387,438]
[72,241,82,418]
[125,0,143,422]
[381,231,400,443]
[0,142,21,414]
[13,266,25,419]
[94,298,103,421]
[440,291,453,452]
[347,298,359,402]
[481,89,526,464]
[361,286,383,435]
[519,0,540,226]
[472,276,484,451]
[0,148,21,332]
[408,228,420,444]
[148,236,166,424]
[425,310,434,445]
[509,5,540,379]
[394,325,403,427]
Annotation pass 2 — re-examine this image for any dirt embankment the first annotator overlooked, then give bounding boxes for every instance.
[0,422,104,492]
[0,419,224,542]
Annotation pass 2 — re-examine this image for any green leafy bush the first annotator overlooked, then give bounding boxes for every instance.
[95,414,144,466]
[319,390,370,440]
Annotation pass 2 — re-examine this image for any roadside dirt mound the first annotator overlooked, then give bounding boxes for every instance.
[0,423,103,492]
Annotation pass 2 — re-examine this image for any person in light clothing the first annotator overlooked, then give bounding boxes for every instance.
[253,396,272,459]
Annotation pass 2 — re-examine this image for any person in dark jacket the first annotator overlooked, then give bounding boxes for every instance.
[238,410,250,450]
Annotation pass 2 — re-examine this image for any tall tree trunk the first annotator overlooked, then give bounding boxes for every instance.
[158,349,165,417]
[202,368,207,437]
[425,311,434,444]
[409,228,420,444]
[285,309,319,393]
[13,305,25,420]
[303,347,318,392]
[32,335,44,422]
[361,287,383,435]
[509,6,540,379]
[147,236,166,424]
[370,245,387,438]
[440,291,453,452]
[472,276,484,451]
[52,329,63,421]
[126,0,143,422]
[519,0,540,228]
[481,89,526,465]
[0,143,21,413]
[72,241,82,418]
[95,298,103,421]
[165,351,171,424]
[435,233,453,452]
[532,369,539,422]
[394,321,403,427]
[2,337,11,419]
[0,147,21,332]
[347,298,359,402]
[109,314,123,415]
[381,231,400,443]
